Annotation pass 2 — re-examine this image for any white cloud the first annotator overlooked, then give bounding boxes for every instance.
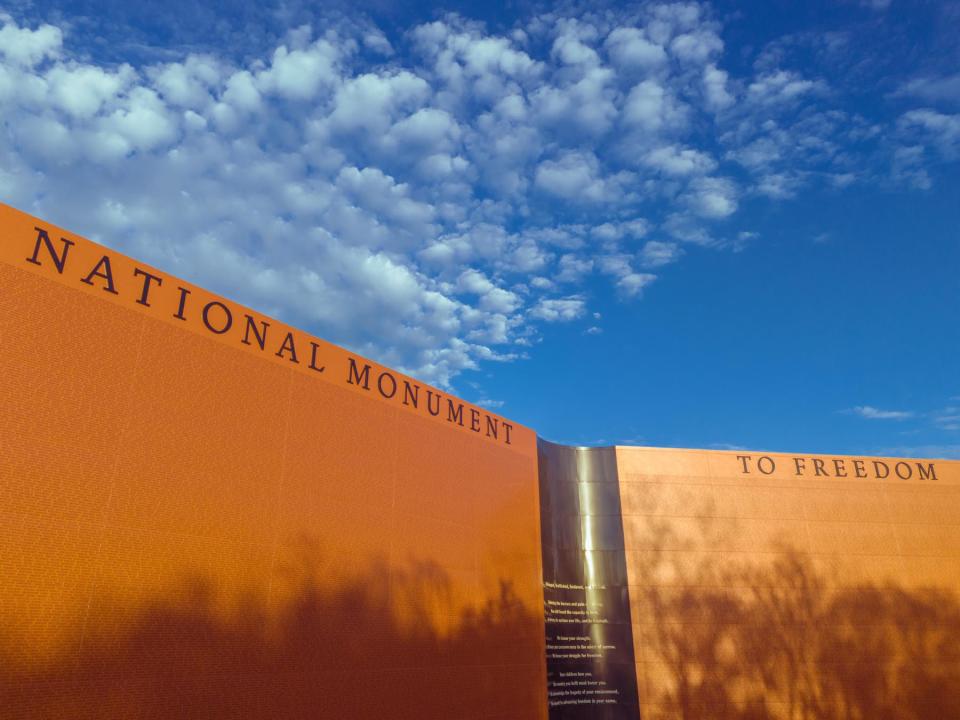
[363,31,394,56]
[257,39,340,101]
[151,55,221,109]
[534,151,618,202]
[647,2,706,43]
[531,66,618,138]
[335,166,435,236]
[686,176,738,218]
[616,272,657,297]
[327,71,430,136]
[643,145,716,176]
[457,268,495,295]
[604,28,667,70]
[456,269,521,313]
[596,253,632,277]
[669,30,723,64]
[874,445,960,460]
[552,33,601,67]
[933,407,960,432]
[640,240,683,268]
[0,5,948,390]
[747,70,823,105]
[105,87,179,152]
[734,231,758,251]
[391,107,460,149]
[727,137,781,171]
[891,144,932,189]
[895,74,960,105]
[756,172,802,199]
[663,212,714,245]
[529,297,587,322]
[479,288,521,314]
[556,254,593,283]
[899,109,960,159]
[223,70,262,112]
[622,79,687,133]
[507,238,551,273]
[48,64,134,118]
[474,397,505,409]
[847,406,915,420]
[703,63,734,111]
[0,20,61,67]
[595,252,657,298]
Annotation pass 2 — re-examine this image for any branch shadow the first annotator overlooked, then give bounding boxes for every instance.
[631,517,960,720]
[0,547,544,720]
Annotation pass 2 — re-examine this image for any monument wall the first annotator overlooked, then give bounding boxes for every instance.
[616,447,960,720]
[3,201,959,719]
[0,202,548,719]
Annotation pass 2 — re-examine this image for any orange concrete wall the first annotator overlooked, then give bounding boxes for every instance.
[616,446,960,720]
[0,202,547,719]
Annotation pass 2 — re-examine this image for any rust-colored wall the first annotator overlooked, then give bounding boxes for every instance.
[0,202,548,719]
[616,447,960,720]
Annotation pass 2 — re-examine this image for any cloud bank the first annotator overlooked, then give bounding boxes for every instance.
[1,4,955,389]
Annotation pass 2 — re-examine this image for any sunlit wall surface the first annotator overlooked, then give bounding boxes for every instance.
[0,202,548,719]
[616,447,960,720]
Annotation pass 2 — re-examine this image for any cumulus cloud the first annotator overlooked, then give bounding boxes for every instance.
[702,63,734,111]
[48,64,135,118]
[534,151,622,202]
[257,39,340,101]
[686,176,738,218]
[640,240,683,268]
[747,70,824,105]
[594,253,657,298]
[529,297,587,322]
[616,272,657,297]
[643,145,716,176]
[604,27,667,71]
[622,79,687,133]
[669,29,723,64]
[556,254,594,283]
[0,19,61,66]
[0,4,951,390]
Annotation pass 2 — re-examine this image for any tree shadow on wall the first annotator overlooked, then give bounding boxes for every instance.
[633,516,960,720]
[0,548,543,720]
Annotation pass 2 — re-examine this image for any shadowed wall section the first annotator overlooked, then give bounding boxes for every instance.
[0,202,548,720]
[616,447,960,720]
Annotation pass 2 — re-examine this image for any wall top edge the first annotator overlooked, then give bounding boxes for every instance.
[611,444,960,465]
[0,200,536,458]
[5,194,949,469]
[538,438,958,466]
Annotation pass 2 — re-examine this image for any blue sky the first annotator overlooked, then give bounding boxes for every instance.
[1,1,958,457]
